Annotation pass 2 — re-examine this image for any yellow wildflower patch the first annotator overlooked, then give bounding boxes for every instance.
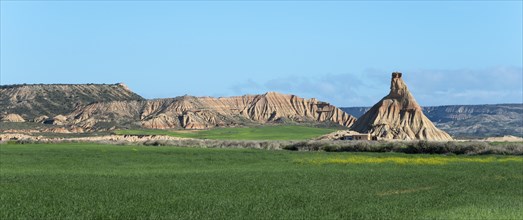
[296,155,523,165]
[377,186,434,196]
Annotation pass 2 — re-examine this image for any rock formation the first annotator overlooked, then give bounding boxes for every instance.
[350,72,453,141]
[50,115,68,126]
[1,113,25,122]
[67,92,357,130]
[32,115,49,123]
[342,103,523,138]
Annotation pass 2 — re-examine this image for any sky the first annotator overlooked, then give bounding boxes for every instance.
[1,1,522,107]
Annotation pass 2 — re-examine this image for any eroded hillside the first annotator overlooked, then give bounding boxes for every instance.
[68,92,356,130]
[0,83,144,121]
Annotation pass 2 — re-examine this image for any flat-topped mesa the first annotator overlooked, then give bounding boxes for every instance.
[350,72,453,141]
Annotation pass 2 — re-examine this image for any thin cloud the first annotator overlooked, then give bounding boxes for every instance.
[230,73,387,106]
[230,66,522,107]
[407,66,523,106]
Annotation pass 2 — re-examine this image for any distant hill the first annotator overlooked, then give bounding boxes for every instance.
[340,107,371,118]
[0,83,144,120]
[342,104,523,138]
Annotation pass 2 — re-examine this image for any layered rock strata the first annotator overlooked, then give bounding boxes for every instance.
[68,92,357,130]
[350,72,453,141]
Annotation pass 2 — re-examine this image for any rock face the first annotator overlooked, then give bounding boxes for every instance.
[68,92,356,130]
[0,83,144,119]
[1,113,25,122]
[350,72,453,141]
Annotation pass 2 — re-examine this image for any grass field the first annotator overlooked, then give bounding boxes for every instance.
[114,125,337,140]
[1,143,522,219]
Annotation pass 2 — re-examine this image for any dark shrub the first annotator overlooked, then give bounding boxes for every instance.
[14,139,35,144]
[322,145,338,152]
[354,141,372,152]
[283,142,302,151]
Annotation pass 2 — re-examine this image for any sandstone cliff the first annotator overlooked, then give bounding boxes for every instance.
[68,92,356,130]
[350,72,453,141]
[0,83,144,120]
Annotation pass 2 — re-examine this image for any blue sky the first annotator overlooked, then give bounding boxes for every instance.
[1,1,522,106]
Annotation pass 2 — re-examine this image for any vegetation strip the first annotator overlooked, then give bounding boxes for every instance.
[296,155,523,165]
[114,125,337,140]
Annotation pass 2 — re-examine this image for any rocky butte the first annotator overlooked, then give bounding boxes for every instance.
[350,72,453,141]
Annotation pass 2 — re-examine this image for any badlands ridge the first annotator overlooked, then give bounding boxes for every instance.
[0,73,456,141]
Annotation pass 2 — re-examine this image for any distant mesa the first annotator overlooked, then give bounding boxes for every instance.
[350,72,453,141]
[0,83,144,120]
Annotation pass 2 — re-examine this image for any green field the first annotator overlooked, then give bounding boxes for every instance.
[1,143,522,219]
[115,125,337,140]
